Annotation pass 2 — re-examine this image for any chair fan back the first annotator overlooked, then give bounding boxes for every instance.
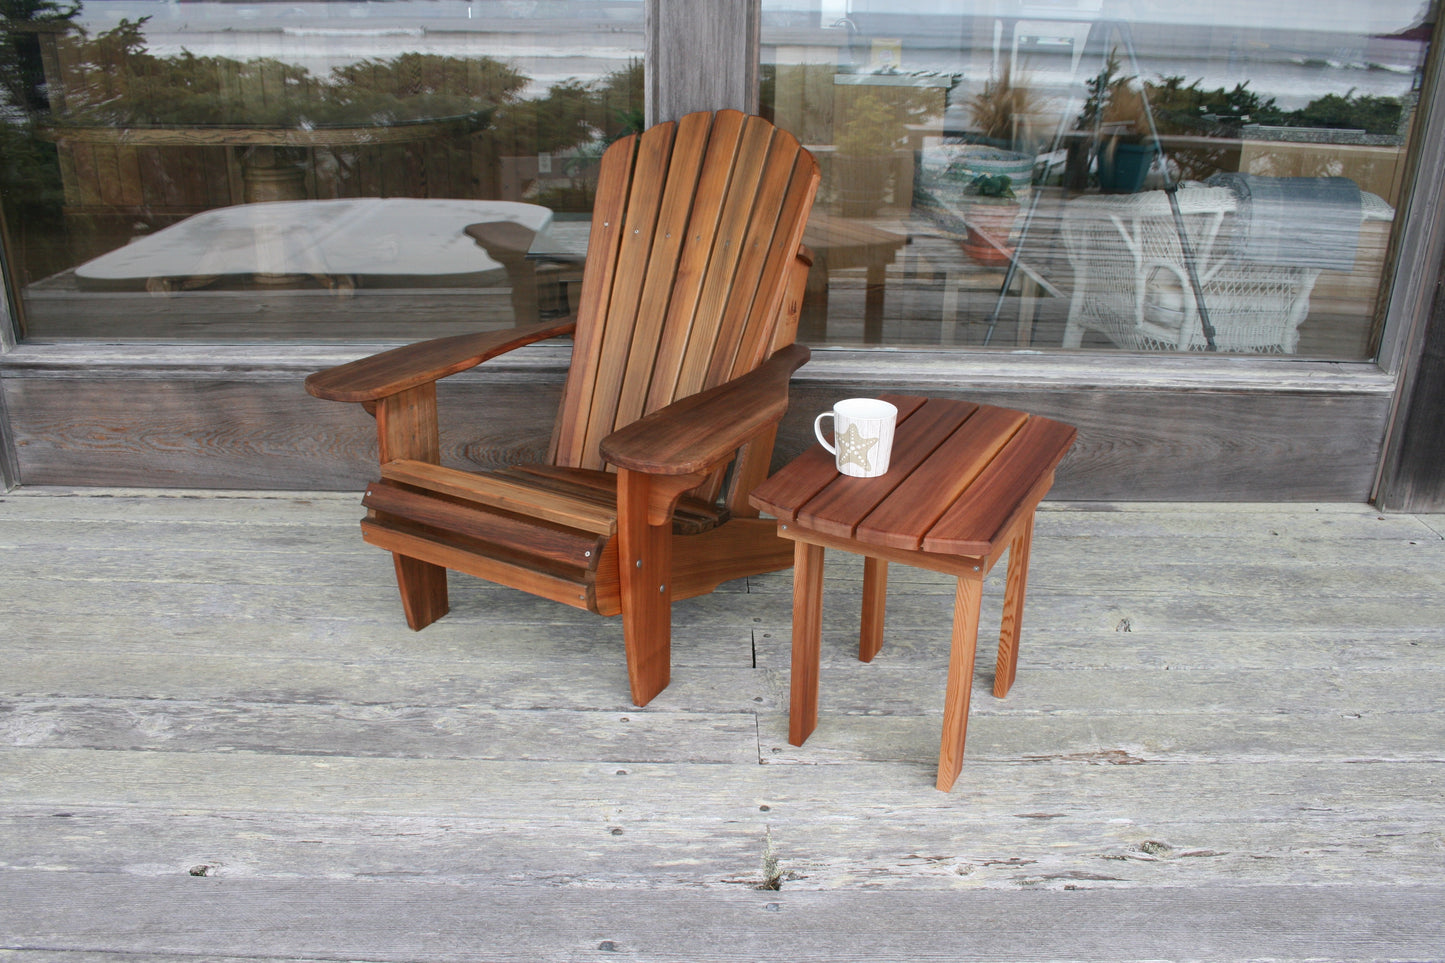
[549,109,818,471]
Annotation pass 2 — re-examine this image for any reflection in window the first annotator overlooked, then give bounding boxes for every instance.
[762,0,1432,359]
[0,0,643,340]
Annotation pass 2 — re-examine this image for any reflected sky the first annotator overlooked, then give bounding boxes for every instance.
[60,0,1435,107]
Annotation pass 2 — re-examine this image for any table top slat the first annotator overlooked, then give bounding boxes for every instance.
[749,394,932,525]
[794,398,978,539]
[877,394,930,422]
[747,444,837,523]
[854,404,1028,551]
[922,417,1078,556]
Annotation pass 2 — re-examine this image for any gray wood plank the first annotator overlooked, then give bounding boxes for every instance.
[7,533,1444,599]
[3,872,1442,961]
[4,801,1441,892]
[4,750,1443,891]
[6,690,1438,765]
[755,704,1445,765]
[9,748,1439,822]
[8,646,1442,713]
[0,652,771,713]
[1,700,759,764]
[4,376,563,490]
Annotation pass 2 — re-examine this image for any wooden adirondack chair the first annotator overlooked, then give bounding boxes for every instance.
[305,109,820,706]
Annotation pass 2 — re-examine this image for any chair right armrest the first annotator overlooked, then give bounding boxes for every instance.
[600,342,810,477]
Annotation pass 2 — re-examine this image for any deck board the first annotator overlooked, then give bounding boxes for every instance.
[1,489,1442,961]
[4,873,1444,961]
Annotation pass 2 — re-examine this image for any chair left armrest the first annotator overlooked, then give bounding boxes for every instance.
[600,342,810,476]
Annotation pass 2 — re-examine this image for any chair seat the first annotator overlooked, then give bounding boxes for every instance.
[376,460,727,534]
[360,461,731,616]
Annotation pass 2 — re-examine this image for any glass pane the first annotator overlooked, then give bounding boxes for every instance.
[762,0,1432,358]
[1,0,643,340]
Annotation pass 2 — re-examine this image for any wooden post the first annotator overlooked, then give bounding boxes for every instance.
[645,0,758,125]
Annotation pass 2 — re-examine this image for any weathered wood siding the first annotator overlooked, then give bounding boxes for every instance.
[0,346,1396,499]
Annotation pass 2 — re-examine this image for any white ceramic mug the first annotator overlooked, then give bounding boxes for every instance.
[814,398,898,478]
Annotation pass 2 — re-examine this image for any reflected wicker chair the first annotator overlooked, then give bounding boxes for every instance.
[1060,181,1393,353]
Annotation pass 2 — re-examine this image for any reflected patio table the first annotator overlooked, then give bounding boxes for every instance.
[74,198,554,295]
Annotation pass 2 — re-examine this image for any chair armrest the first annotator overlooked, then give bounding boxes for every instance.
[305,318,577,404]
[600,342,810,476]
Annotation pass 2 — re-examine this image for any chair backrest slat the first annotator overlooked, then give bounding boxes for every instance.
[656,114,778,411]
[571,120,680,462]
[705,140,818,388]
[610,111,717,444]
[638,111,750,422]
[551,109,819,475]
[550,132,640,465]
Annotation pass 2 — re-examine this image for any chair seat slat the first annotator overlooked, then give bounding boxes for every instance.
[501,465,726,536]
[364,479,608,570]
[381,460,617,535]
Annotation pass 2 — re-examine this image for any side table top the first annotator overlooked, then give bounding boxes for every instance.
[751,395,1076,558]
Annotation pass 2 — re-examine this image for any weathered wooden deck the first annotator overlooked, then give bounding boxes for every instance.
[2,489,1443,961]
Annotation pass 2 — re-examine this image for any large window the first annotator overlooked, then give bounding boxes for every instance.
[762,0,1432,359]
[0,0,643,340]
[2,0,1435,359]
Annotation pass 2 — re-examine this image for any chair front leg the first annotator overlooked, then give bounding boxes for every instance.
[616,468,709,706]
[375,384,448,630]
[618,469,673,706]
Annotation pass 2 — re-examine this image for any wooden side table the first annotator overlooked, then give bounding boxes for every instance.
[750,395,1075,790]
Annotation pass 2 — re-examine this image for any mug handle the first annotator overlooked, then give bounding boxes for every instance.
[814,411,837,455]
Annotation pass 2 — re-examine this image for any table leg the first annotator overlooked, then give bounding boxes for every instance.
[799,254,830,344]
[937,574,983,792]
[863,262,887,344]
[941,275,961,346]
[995,513,1035,698]
[789,540,826,747]
[466,221,541,324]
[859,556,887,662]
[1015,276,1040,348]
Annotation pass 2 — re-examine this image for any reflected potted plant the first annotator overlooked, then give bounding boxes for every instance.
[960,171,1019,265]
[967,65,1039,150]
[833,89,910,217]
[1078,52,1159,193]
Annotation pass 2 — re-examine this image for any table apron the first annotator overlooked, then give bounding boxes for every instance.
[775,522,1006,579]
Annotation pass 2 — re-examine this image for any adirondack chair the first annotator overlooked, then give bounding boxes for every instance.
[305,110,820,706]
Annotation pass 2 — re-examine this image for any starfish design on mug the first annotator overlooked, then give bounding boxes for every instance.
[836,423,880,472]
